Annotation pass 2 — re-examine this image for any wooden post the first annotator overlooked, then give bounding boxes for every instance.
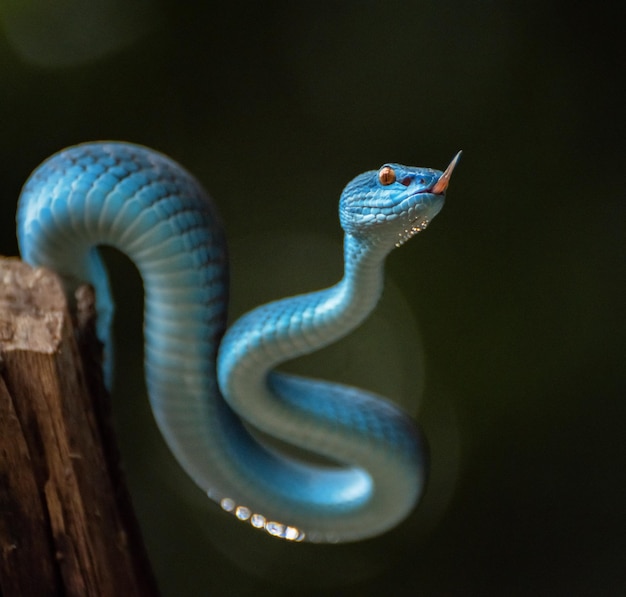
[0,258,159,596]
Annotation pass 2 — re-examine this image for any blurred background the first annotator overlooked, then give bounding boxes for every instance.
[0,1,623,595]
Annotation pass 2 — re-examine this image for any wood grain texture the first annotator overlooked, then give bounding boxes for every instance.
[0,258,158,597]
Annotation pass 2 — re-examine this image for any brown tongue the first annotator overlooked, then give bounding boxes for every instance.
[431,151,462,195]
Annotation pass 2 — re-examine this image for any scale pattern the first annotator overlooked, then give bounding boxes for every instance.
[17,142,429,543]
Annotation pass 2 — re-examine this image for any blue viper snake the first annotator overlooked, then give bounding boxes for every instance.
[17,142,460,543]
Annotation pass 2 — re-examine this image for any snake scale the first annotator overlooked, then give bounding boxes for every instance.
[16,142,460,543]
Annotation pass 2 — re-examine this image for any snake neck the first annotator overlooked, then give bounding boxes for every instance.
[329,232,389,337]
[217,233,389,397]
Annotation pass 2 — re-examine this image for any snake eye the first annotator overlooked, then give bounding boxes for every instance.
[378,166,396,186]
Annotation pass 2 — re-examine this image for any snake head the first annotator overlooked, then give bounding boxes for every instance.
[339,151,461,249]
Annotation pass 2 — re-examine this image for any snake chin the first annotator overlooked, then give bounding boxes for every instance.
[395,217,431,247]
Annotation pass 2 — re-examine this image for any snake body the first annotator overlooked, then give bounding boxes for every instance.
[17,142,458,543]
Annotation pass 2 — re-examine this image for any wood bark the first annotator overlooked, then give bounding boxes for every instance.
[0,257,158,596]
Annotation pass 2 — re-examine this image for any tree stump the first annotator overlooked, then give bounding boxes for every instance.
[0,257,158,596]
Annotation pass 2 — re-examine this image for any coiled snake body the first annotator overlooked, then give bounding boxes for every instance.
[17,142,459,543]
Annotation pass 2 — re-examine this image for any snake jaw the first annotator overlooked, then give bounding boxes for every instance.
[389,152,461,247]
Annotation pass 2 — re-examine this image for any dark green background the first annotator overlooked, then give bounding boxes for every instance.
[1,2,623,595]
